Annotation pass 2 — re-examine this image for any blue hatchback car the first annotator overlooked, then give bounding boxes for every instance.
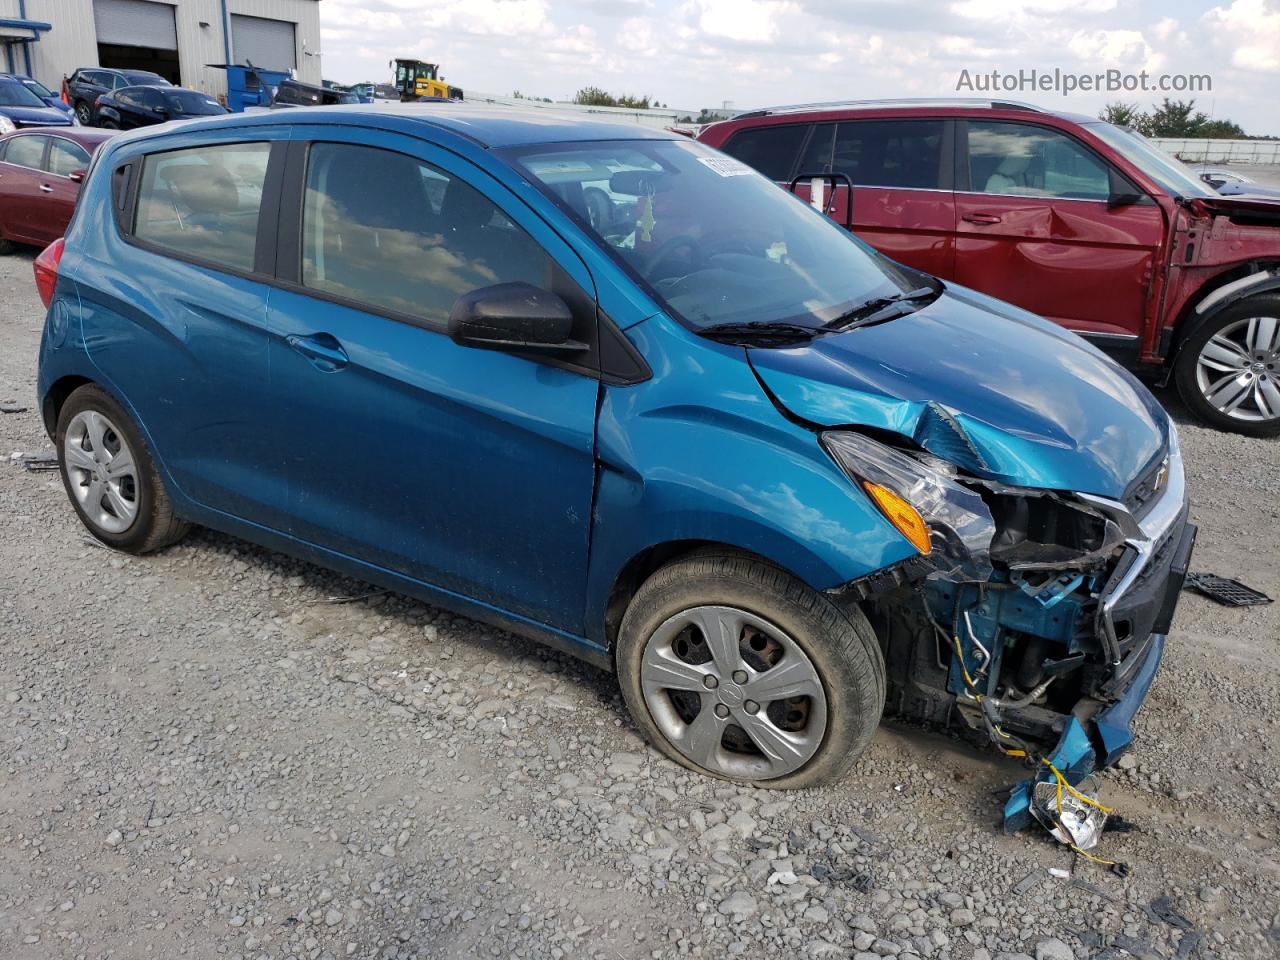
[35,105,1194,822]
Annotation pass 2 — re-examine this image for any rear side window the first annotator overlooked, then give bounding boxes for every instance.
[133,142,272,272]
[4,135,47,170]
[720,124,809,181]
[49,139,90,176]
[831,120,946,189]
[300,141,551,323]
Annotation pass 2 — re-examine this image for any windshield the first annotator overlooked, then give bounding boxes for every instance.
[163,89,226,115]
[505,138,915,331]
[0,80,47,108]
[21,78,55,99]
[1084,122,1216,199]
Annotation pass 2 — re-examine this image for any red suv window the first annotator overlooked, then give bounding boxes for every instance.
[720,124,810,181]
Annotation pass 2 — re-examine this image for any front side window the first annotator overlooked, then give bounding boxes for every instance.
[968,121,1110,200]
[49,139,90,176]
[134,142,272,272]
[831,120,945,189]
[4,135,47,170]
[301,142,551,322]
[720,124,809,182]
[507,138,916,331]
[1083,121,1213,199]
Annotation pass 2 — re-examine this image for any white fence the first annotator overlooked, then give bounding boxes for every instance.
[1150,138,1280,165]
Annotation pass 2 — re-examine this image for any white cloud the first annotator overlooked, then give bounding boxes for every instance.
[1203,0,1280,71]
[683,0,797,44]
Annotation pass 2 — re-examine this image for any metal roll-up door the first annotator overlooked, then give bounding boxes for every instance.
[230,15,296,72]
[93,0,177,50]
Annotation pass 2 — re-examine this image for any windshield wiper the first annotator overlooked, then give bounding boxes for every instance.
[824,286,938,331]
[699,320,822,347]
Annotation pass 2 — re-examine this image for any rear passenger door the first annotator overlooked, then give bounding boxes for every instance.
[720,119,956,278]
[81,131,292,530]
[265,131,601,633]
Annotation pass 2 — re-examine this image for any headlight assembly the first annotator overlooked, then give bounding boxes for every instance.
[821,431,996,582]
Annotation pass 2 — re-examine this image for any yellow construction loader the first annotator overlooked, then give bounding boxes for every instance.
[392,59,463,101]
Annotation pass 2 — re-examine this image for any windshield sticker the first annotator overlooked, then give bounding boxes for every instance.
[697,156,755,178]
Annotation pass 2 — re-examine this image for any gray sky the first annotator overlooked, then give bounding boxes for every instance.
[318,0,1279,134]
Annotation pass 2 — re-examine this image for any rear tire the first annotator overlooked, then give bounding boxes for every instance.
[616,551,885,788]
[1174,294,1280,437]
[55,384,190,553]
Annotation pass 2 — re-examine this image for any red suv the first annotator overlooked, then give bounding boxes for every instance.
[699,99,1280,436]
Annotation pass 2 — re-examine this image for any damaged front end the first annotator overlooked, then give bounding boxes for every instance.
[822,428,1196,835]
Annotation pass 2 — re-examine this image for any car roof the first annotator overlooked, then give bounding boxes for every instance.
[0,127,118,148]
[133,102,680,149]
[706,98,1103,131]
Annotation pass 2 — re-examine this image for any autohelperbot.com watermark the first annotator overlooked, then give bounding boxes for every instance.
[956,68,1211,97]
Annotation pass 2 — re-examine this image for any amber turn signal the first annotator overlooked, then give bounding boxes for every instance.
[863,482,932,555]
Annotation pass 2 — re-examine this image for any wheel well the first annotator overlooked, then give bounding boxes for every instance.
[1169,261,1280,361]
[41,375,93,439]
[603,540,778,654]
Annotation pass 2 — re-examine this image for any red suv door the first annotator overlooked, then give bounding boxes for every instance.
[954,119,1165,345]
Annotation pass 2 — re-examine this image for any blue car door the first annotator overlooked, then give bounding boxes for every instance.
[264,130,600,633]
[79,127,293,531]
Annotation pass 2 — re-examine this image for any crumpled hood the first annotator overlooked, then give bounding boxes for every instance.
[749,285,1168,498]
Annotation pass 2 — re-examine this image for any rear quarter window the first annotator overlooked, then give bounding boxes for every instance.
[720,124,809,182]
[133,142,272,273]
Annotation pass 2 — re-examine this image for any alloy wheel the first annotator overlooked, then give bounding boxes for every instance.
[639,605,828,780]
[62,410,139,534]
[75,102,91,126]
[1195,315,1280,422]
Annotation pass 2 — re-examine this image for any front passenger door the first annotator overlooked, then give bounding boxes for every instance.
[266,135,600,633]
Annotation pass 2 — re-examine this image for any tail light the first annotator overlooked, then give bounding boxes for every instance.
[33,238,65,309]
[61,77,71,105]
[95,94,104,107]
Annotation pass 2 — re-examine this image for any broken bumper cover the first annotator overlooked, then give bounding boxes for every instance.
[1003,512,1196,833]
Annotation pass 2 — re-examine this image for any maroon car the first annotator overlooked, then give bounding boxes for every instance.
[0,128,117,254]
[699,100,1280,435]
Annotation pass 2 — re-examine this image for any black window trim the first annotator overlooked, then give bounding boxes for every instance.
[114,135,648,387]
[955,117,1152,205]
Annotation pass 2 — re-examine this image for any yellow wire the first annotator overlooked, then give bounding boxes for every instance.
[951,633,1125,869]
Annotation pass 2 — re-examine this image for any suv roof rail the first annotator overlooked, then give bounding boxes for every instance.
[728,97,1047,120]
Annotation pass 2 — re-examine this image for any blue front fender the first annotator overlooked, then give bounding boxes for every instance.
[584,315,918,650]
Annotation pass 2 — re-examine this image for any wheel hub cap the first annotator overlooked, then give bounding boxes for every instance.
[62,410,139,535]
[1195,315,1280,422]
[639,605,827,780]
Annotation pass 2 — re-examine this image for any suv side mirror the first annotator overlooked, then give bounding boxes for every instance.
[448,282,585,353]
[1107,167,1143,209]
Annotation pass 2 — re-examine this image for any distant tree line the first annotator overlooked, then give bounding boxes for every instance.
[573,87,665,109]
[1099,98,1253,139]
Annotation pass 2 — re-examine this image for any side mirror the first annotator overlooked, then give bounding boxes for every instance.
[448,282,584,353]
[68,169,86,183]
[153,105,168,116]
[1107,168,1142,209]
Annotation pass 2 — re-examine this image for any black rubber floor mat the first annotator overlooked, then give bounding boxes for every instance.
[1183,573,1272,606]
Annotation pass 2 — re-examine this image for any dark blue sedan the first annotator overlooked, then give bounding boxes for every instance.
[32,104,1193,827]
[0,74,73,134]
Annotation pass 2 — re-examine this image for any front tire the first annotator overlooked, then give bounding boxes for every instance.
[56,384,190,553]
[616,552,885,788]
[74,100,93,126]
[1174,294,1280,437]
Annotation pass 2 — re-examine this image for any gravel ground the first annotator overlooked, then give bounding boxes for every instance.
[1,248,1278,960]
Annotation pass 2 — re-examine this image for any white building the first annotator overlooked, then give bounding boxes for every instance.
[0,0,321,98]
